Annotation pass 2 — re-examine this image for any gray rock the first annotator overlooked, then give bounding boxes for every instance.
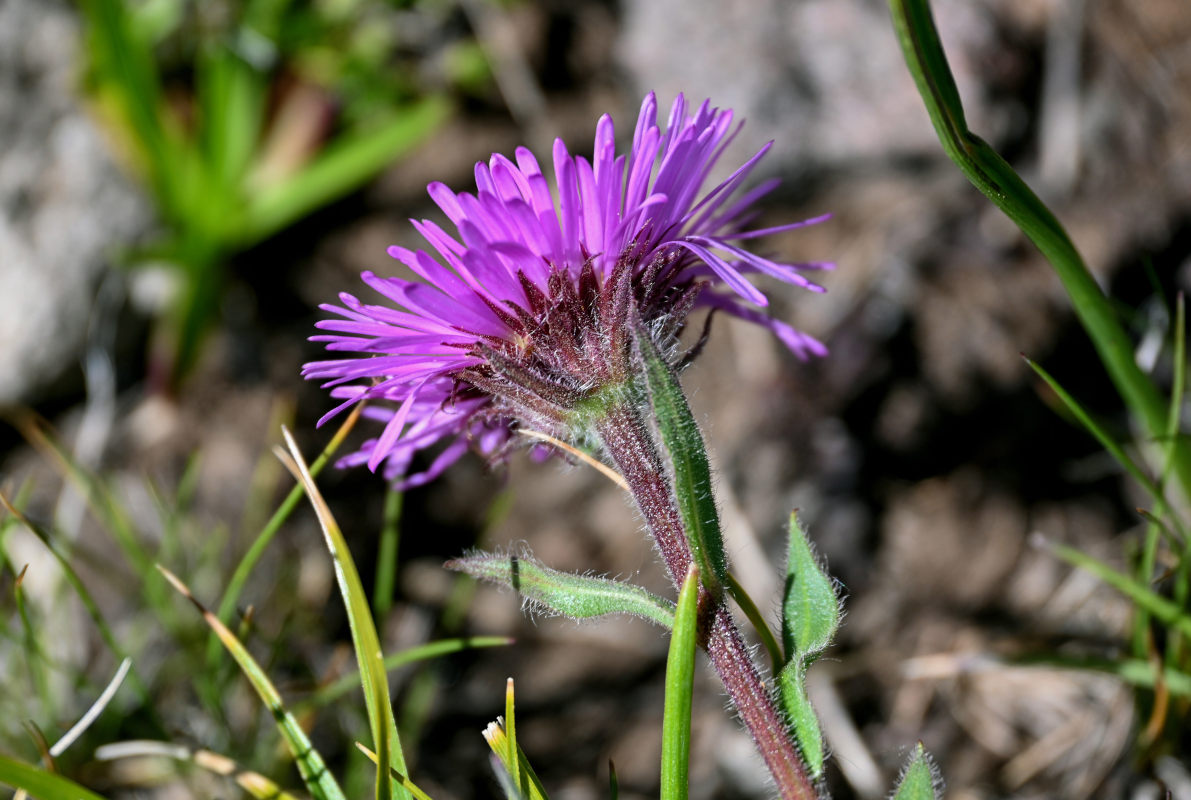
[0,0,149,403]
[617,0,1003,171]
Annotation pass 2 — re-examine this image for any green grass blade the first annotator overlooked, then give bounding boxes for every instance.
[504,678,524,799]
[210,403,364,669]
[196,43,264,205]
[637,327,728,595]
[0,754,110,800]
[889,0,1191,497]
[482,700,548,800]
[1015,654,1191,697]
[241,97,450,244]
[374,489,403,618]
[14,564,53,713]
[661,565,699,800]
[278,427,409,800]
[76,0,176,210]
[0,491,146,700]
[300,636,513,709]
[1039,536,1191,638]
[1023,356,1162,500]
[157,565,348,800]
[355,744,437,800]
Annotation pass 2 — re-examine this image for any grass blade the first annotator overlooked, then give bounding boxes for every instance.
[481,686,549,800]
[96,740,304,800]
[0,754,109,800]
[1023,356,1161,499]
[889,0,1191,496]
[373,489,403,619]
[0,491,144,700]
[49,657,132,758]
[156,565,348,800]
[661,565,699,800]
[299,636,512,709]
[1038,536,1191,638]
[210,402,363,670]
[242,97,450,243]
[278,427,408,800]
[354,743,437,800]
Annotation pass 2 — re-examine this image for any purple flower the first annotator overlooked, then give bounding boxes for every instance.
[304,93,830,488]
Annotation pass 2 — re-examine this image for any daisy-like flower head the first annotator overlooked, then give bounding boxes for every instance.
[304,93,831,489]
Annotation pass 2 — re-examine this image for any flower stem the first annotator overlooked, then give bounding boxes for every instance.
[594,399,818,800]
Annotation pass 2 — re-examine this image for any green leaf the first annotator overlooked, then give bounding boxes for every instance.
[777,662,824,779]
[0,491,145,702]
[157,566,348,800]
[0,754,110,800]
[1015,653,1191,698]
[1041,536,1191,638]
[210,403,363,670]
[373,489,403,618]
[1023,356,1160,500]
[446,550,676,629]
[196,42,264,200]
[279,428,409,800]
[636,327,728,595]
[300,636,513,709]
[889,0,1191,498]
[242,97,450,244]
[661,565,699,800]
[782,511,839,663]
[892,743,940,800]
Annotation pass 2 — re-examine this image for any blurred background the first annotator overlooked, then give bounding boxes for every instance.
[2,0,1190,797]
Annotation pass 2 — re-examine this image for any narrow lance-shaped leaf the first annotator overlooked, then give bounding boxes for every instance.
[782,511,839,663]
[661,565,699,800]
[636,326,728,595]
[446,550,675,629]
[892,743,941,800]
[278,428,408,800]
[777,663,825,780]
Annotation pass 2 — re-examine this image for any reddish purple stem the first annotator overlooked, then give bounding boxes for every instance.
[594,400,819,800]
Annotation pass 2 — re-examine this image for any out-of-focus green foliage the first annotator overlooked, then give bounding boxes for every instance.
[76,0,462,384]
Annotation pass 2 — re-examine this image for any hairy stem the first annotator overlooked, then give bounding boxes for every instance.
[594,399,818,800]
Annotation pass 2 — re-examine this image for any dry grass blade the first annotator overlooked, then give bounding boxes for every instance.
[517,429,628,490]
[49,657,132,758]
[95,740,304,800]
